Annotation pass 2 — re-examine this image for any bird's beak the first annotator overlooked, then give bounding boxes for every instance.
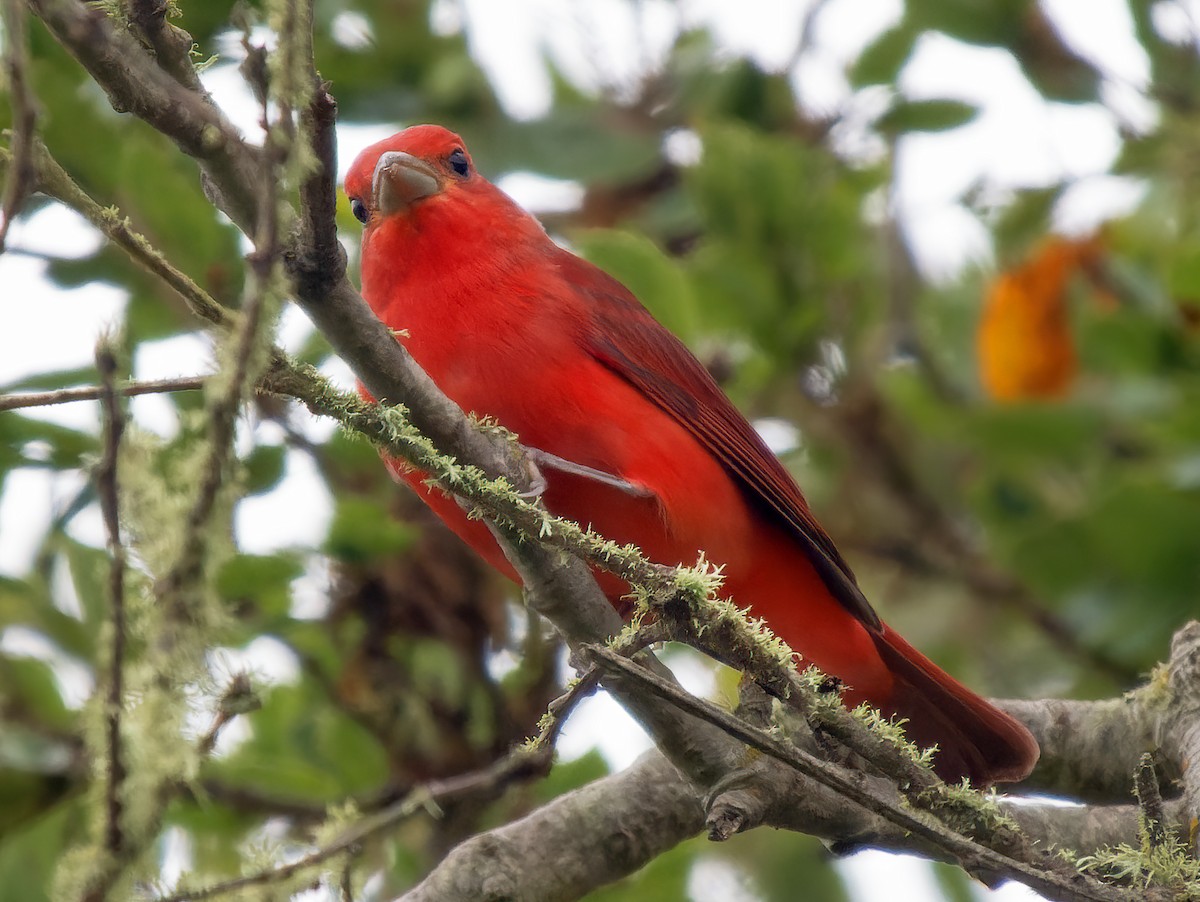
[372,151,443,216]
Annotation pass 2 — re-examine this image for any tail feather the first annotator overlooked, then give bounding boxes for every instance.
[869,625,1039,786]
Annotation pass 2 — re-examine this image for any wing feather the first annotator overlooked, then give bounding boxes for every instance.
[559,251,881,631]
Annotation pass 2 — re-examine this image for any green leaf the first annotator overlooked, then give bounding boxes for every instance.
[0,766,73,837]
[0,576,92,662]
[876,100,979,135]
[60,538,110,634]
[242,444,287,496]
[534,750,609,805]
[931,859,978,902]
[163,795,259,879]
[0,415,98,473]
[324,496,416,563]
[575,230,700,340]
[583,833,696,902]
[215,553,304,621]
[210,679,388,800]
[849,25,917,87]
[0,799,81,901]
[465,112,662,184]
[0,657,75,735]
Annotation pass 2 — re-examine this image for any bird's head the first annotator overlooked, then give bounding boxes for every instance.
[344,125,481,227]
[344,124,546,295]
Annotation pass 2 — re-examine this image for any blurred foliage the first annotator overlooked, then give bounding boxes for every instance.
[2,0,1200,900]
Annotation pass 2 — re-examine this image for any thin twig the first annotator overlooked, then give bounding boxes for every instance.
[196,673,259,758]
[158,672,598,902]
[95,341,127,858]
[32,142,230,328]
[190,780,327,822]
[156,747,549,902]
[536,666,603,750]
[0,0,39,253]
[0,376,207,412]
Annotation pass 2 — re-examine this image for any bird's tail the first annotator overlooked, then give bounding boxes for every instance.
[867,624,1039,786]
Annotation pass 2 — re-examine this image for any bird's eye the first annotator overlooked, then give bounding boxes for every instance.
[350,198,368,224]
[448,148,470,178]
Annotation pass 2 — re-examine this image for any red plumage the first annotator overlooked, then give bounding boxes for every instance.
[344,125,1039,786]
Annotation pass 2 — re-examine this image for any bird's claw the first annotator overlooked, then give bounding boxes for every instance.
[520,457,547,499]
[524,447,653,498]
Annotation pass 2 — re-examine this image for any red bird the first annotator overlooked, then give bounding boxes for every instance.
[344,125,1038,786]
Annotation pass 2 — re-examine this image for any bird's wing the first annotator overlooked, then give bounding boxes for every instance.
[557,251,881,631]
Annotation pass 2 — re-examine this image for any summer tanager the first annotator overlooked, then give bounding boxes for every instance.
[345,125,1039,785]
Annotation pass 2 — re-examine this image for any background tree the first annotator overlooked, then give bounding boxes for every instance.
[1,1,1199,900]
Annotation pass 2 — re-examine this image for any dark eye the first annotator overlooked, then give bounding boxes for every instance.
[448,148,470,178]
[350,197,368,223]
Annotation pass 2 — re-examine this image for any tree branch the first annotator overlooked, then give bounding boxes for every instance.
[94,339,127,860]
[402,742,1184,902]
[0,0,39,253]
[581,644,1146,902]
[997,624,1200,808]
[402,751,705,902]
[28,0,262,229]
[1166,621,1200,853]
[126,0,207,93]
[0,376,206,412]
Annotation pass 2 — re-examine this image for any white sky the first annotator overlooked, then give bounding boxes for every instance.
[0,1,1168,900]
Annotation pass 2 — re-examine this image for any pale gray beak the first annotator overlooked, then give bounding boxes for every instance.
[372,151,442,215]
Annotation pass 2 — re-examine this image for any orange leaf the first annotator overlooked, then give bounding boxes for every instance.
[977,235,1104,402]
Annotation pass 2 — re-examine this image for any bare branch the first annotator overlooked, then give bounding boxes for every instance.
[125,0,207,93]
[25,12,1200,901]
[0,376,207,412]
[1166,621,1200,853]
[995,624,1200,808]
[403,740,1185,902]
[402,752,704,902]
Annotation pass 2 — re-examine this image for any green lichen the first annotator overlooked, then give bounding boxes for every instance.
[1133,662,1173,711]
[190,45,219,73]
[849,703,938,771]
[86,1,128,26]
[923,778,1021,838]
[1070,833,1200,897]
